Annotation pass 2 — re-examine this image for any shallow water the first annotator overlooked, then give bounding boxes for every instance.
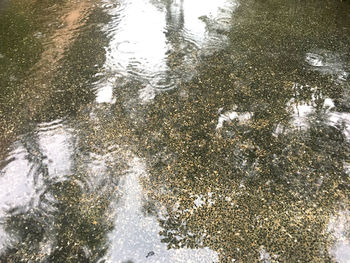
[0,0,350,262]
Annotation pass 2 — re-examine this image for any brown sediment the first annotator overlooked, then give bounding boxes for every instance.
[23,0,91,108]
[36,1,91,69]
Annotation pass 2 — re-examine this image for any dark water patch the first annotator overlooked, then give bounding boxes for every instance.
[0,1,108,153]
[41,7,110,122]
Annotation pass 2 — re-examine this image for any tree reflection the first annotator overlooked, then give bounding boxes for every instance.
[0,0,349,262]
[136,1,350,262]
[139,61,349,262]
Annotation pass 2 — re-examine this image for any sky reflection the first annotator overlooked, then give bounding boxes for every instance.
[104,157,218,263]
[95,0,237,104]
[328,209,350,263]
[0,119,74,256]
[0,0,349,261]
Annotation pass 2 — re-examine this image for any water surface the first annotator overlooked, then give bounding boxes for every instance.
[0,0,350,262]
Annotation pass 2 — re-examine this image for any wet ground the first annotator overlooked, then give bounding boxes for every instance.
[1,0,350,262]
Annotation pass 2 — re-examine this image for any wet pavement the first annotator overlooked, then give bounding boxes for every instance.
[0,0,350,262]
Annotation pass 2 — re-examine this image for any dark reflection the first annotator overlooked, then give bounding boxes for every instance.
[0,0,44,151]
[134,0,350,262]
[0,112,127,262]
[0,0,350,262]
[138,79,349,261]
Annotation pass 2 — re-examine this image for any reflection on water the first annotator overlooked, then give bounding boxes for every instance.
[329,209,350,263]
[0,0,350,262]
[96,83,116,104]
[216,106,253,130]
[305,50,349,83]
[274,84,350,142]
[95,0,237,103]
[0,120,74,259]
[0,143,40,252]
[104,157,218,262]
[37,119,74,180]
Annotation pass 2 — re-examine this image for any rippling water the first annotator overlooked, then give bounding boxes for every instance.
[0,0,350,262]
[95,0,237,103]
